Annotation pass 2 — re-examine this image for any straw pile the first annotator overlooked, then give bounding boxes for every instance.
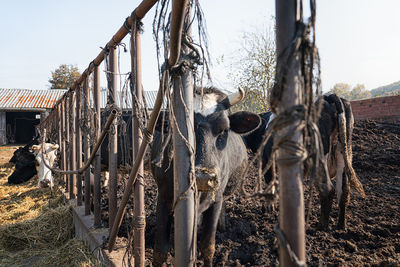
[0,148,102,267]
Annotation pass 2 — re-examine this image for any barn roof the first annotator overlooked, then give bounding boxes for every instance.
[0,89,67,110]
[0,88,162,111]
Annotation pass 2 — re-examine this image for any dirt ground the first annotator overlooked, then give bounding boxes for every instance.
[107,120,400,266]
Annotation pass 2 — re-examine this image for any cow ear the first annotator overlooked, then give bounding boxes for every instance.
[32,145,40,151]
[229,111,261,135]
[50,144,59,150]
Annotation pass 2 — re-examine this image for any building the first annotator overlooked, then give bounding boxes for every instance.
[0,89,66,144]
[0,88,161,145]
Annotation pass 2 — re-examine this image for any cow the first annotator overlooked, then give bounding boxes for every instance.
[150,87,261,267]
[32,143,59,188]
[8,148,37,184]
[100,111,133,169]
[243,93,365,230]
[8,137,40,184]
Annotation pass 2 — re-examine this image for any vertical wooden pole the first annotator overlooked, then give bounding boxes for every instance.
[108,46,118,231]
[84,78,92,215]
[70,93,76,199]
[94,65,102,226]
[131,17,145,267]
[57,104,62,186]
[172,2,196,266]
[61,100,66,188]
[65,97,70,192]
[275,1,306,266]
[76,87,83,206]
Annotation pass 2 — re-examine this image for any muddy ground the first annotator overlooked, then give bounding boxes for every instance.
[104,120,400,266]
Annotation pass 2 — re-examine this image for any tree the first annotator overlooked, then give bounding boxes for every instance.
[350,84,371,100]
[329,83,372,101]
[48,64,81,89]
[329,83,351,100]
[228,23,276,113]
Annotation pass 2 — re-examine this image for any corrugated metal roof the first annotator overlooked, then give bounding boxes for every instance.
[0,88,163,111]
[99,89,165,110]
[0,89,67,110]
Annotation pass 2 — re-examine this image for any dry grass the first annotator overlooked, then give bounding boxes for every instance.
[0,146,102,267]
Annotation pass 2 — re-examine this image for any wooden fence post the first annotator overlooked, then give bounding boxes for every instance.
[70,92,76,199]
[76,86,83,206]
[65,97,70,192]
[171,1,196,266]
[93,65,102,227]
[275,0,306,266]
[131,15,146,267]
[108,46,118,232]
[84,78,91,215]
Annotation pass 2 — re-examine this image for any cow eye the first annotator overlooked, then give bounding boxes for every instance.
[216,129,228,149]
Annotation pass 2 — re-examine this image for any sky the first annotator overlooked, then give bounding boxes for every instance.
[0,0,399,93]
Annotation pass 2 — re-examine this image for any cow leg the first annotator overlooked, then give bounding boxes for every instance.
[317,159,335,230]
[153,197,173,267]
[217,202,226,232]
[336,150,349,229]
[200,199,223,267]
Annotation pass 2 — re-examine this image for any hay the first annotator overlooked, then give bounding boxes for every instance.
[0,238,102,267]
[0,204,73,251]
[0,148,102,267]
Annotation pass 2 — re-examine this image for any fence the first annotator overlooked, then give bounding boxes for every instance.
[37,0,312,266]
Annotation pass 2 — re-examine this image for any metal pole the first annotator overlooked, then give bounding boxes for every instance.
[76,87,83,206]
[84,78,91,215]
[172,2,196,266]
[108,46,118,232]
[70,93,76,199]
[275,1,305,266]
[131,16,145,267]
[94,65,102,226]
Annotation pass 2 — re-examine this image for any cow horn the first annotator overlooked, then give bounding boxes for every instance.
[228,88,245,107]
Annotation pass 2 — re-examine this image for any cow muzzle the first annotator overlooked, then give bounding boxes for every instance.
[195,167,219,192]
[39,179,50,188]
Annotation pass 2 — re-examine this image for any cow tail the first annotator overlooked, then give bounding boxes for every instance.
[328,94,366,198]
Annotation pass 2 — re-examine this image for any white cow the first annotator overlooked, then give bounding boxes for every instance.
[32,143,59,188]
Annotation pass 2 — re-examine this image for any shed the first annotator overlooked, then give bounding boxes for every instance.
[0,89,66,144]
[0,88,161,145]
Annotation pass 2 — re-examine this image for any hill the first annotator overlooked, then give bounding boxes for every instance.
[370,80,400,97]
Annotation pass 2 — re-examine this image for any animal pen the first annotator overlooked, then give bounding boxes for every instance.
[38,0,321,266]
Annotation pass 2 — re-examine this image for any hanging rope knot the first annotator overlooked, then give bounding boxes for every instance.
[132,215,146,229]
[130,12,144,33]
[142,128,153,144]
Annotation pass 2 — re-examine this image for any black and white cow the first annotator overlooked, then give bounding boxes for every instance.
[150,87,261,267]
[8,147,37,184]
[32,143,59,188]
[8,137,40,184]
[243,94,365,230]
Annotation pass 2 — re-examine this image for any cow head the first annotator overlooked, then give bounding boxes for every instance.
[193,87,261,192]
[32,143,59,188]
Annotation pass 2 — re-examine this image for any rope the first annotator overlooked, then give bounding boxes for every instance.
[274,224,307,267]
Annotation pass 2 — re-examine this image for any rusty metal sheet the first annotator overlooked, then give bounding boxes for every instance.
[0,89,67,110]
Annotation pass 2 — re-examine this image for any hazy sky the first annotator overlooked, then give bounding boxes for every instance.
[0,0,399,93]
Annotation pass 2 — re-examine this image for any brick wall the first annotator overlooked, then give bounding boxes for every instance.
[350,95,400,122]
